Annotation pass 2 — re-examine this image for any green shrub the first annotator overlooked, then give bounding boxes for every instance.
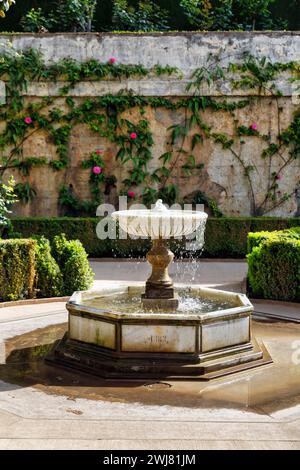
[34,236,63,298]
[247,230,282,254]
[247,228,300,301]
[0,239,36,301]
[247,227,300,253]
[52,233,94,295]
[11,216,300,259]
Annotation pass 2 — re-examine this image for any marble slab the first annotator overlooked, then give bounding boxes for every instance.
[121,324,196,353]
[201,317,250,353]
[69,315,116,350]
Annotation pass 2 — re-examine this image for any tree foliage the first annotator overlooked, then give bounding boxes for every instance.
[180,0,287,31]
[0,0,15,18]
[112,0,169,31]
[17,0,292,32]
[21,0,97,32]
[0,176,17,229]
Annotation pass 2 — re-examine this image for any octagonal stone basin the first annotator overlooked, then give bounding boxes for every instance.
[67,284,253,357]
[49,283,271,379]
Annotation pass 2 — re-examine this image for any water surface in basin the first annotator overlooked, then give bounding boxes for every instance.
[79,291,237,314]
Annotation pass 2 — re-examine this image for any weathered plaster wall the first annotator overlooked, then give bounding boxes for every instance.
[1,32,300,217]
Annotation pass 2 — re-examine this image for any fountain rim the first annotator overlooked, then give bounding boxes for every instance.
[111,209,208,219]
[67,284,253,321]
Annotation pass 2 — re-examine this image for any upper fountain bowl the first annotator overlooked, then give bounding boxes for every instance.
[111,199,208,239]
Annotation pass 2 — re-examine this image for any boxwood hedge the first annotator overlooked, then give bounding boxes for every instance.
[11,216,300,258]
[247,227,300,302]
[0,239,36,301]
[0,234,94,302]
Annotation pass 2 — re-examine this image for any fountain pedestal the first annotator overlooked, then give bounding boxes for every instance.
[142,238,179,310]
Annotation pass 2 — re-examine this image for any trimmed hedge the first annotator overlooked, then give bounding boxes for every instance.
[247,228,300,302]
[34,236,63,298]
[0,239,36,301]
[0,234,94,302]
[247,226,300,254]
[52,234,94,295]
[11,216,300,258]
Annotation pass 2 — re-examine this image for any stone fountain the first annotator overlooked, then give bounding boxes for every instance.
[115,199,208,311]
[48,200,272,379]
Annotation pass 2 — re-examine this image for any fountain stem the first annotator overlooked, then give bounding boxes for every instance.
[142,237,179,310]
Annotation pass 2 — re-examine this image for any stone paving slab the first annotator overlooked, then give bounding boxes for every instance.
[90,259,247,287]
[0,439,299,450]
[0,407,299,450]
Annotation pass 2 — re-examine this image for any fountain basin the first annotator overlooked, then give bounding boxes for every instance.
[47,283,272,380]
[112,200,207,239]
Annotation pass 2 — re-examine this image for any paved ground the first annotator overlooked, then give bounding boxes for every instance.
[0,259,299,450]
[90,259,248,292]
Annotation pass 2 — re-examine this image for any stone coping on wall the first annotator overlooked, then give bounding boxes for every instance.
[0,32,299,101]
[0,77,295,99]
[0,32,299,68]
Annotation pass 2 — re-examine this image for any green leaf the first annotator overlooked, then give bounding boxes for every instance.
[187,155,196,167]
[116,147,126,161]
[160,167,170,177]
[191,133,203,150]
[159,152,172,165]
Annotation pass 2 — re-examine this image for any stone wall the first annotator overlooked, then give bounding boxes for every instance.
[1,32,300,217]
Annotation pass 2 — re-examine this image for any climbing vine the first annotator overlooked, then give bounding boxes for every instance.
[187,53,300,215]
[0,47,299,216]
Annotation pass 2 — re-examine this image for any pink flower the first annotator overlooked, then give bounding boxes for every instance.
[24,116,32,125]
[276,174,283,180]
[127,191,135,198]
[95,149,104,155]
[92,166,102,175]
[108,57,117,64]
[250,123,258,131]
[130,132,137,140]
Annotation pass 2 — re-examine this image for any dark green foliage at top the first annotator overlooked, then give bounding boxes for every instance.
[21,1,97,33]
[0,238,36,301]
[112,0,170,31]
[247,231,300,301]
[179,0,288,31]
[52,233,94,294]
[0,0,298,32]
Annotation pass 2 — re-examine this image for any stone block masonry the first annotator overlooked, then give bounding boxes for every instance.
[0,32,299,217]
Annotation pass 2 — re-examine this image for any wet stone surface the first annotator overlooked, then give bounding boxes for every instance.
[0,319,300,416]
